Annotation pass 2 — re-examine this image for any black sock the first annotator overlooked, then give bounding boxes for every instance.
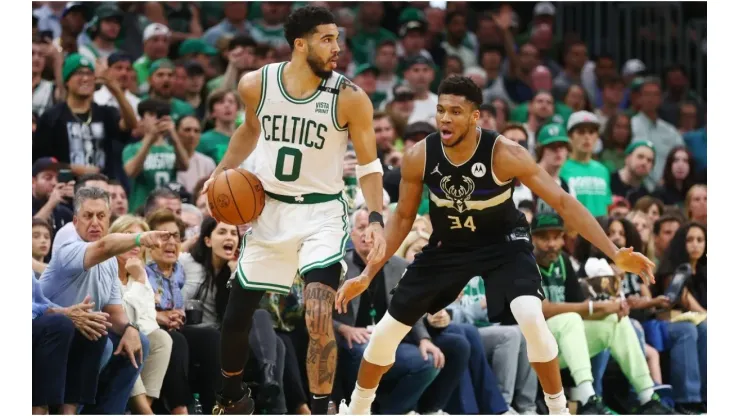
[311,394,330,415]
[222,371,245,401]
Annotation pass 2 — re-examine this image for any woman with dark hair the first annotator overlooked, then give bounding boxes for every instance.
[654,222,707,413]
[563,84,592,113]
[598,113,633,173]
[180,217,292,413]
[652,146,696,207]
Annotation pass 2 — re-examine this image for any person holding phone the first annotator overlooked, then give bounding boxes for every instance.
[32,158,75,252]
[123,99,190,213]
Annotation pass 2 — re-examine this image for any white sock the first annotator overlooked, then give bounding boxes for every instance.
[348,383,377,414]
[570,381,596,405]
[544,389,567,413]
[637,387,655,405]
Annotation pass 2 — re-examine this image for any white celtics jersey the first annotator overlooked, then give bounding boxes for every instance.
[252,62,349,196]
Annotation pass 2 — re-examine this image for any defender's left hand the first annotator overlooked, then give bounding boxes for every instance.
[363,223,386,265]
[613,247,656,285]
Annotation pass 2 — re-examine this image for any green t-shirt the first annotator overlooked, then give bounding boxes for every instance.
[133,56,152,88]
[538,254,584,304]
[123,142,177,212]
[370,91,388,110]
[250,22,288,49]
[139,95,195,123]
[509,102,572,126]
[351,28,397,66]
[560,158,612,217]
[197,129,230,164]
[598,148,626,173]
[206,74,226,94]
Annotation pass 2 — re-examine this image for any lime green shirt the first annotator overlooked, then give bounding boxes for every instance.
[196,130,230,164]
[206,75,225,94]
[351,28,397,66]
[560,159,612,217]
[509,102,573,126]
[133,56,152,87]
[123,142,177,212]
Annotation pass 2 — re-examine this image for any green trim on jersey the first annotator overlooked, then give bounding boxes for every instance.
[255,65,269,116]
[298,197,350,276]
[331,75,348,131]
[265,190,342,204]
[276,62,327,104]
[236,233,292,294]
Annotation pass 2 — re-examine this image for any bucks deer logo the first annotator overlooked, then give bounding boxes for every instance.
[440,175,475,213]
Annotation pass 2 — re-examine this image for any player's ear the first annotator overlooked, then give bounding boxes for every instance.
[472,109,480,124]
[294,37,306,53]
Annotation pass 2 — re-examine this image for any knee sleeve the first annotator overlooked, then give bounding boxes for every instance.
[510,296,559,363]
[362,313,412,367]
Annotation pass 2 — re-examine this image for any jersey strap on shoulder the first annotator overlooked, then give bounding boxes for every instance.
[317,85,339,95]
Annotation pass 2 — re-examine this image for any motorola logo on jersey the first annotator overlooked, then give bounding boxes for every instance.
[440,175,475,213]
[471,162,486,178]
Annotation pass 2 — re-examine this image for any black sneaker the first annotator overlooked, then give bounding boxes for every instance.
[213,384,256,415]
[674,403,706,415]
[578,396,618,414]
[635,394,676,414]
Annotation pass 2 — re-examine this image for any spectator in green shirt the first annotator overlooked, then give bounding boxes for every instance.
[351,3,397,66]
[560,111,612,218]
[508,67,572,130]
[142,59,196,123]
[123,100,190,212]
[598,113,634,173]
[197,90,239,164]
[352,64,386,109]
[177,38,219,80]
[133,23,171,94]
[249,2,291,52]
[206,35,259,94]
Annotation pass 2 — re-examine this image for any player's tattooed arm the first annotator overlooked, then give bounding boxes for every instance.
[338,77,359,92]
[304,282,338,394]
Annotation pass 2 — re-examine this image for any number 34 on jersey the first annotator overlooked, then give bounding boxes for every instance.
[448,215,477,232]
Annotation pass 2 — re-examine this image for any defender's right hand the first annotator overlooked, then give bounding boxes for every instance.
[335,273,371,313]
[200,174,218,217]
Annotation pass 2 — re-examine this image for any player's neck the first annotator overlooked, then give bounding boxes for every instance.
[214,119,235,135]
[571,151,591,163]
[443,127,480,164]
[284,59,324,92]
[66,94,92,113]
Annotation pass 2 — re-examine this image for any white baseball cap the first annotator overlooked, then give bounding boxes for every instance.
[622,59,647,77]
[584,258,615,278]
[567,110,601,133]
[143,23,171,42]
[533,2,556,17]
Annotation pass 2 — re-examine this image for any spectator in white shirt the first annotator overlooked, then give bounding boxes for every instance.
[403,55,438,125]
[94,52,141,120]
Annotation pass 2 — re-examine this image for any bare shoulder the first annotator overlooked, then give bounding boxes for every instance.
[337,77,372,119]
[493,135,537,179]
[401,140,427,182]
[237,67,265,108]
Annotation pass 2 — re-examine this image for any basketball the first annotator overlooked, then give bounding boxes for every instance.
[207,168,265,225]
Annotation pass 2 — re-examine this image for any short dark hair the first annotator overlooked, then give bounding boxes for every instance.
[445,11,466,26]
[137,98,169,118]
[107,179,123,187]
[373,110,391,122]
[228,34,257,51]
[146,208,186,238]
[602,74,624,88]
[437,75,483,109]
[206,89,239,114]
[653,213,685,235]
[32,218,53,235]
[74,173,109,194]
[284,6,336,51]
[144,188,181,216]
[480,104,496,117]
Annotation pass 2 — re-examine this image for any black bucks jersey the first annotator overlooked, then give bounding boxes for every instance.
[423,128,528,248]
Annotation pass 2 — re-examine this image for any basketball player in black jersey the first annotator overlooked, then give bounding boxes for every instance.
[335,76,657,415]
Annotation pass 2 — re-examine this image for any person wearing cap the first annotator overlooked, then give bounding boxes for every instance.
[33,54,138,181]
[33,1,68,39]
[78,4,123,62]
[530,214,674,414]
[49,2,87,56]
[533,124,573,215]
[206,34,259,94]
[249,2,291,51]
[202,2,252,48]
[178,38,219,79]
[350,4,397,66]
[560,111,612,217]
[608,196,631,219]
[374,40,400,97]
[383,84,416,127]
[32,158,75,245]
[141,59,195,122]
[180,61,208,119]
[353,64,386,109]
[611,141,655,205]
[630,77,684,188]
[441,11,477,69]
[622,59,647,86]
[403,55,438,125]
[397,19,434,63]
[133,23,172,93]
[93,52,141,119]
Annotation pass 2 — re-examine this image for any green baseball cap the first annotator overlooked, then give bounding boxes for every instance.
[62,53,95,83]
[178,38,218,57]
[531,213,565,234]
[149,58,174,75]
[95,4,123,20]
[625,140,656,156]
[630,77,645,92]
[353,63,379,78]
[537,123,571,148]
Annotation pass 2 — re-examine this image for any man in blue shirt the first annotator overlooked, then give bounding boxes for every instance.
[32,271,110,415]
[40,186,169,414]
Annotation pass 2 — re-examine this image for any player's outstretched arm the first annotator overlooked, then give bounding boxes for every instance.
[492,137,656,284]
[340,78,387,263]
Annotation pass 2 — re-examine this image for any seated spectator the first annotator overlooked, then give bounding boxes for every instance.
[197,90,239,164]
[655,222,707,413]
[491,98,511,132]
[608,196,631,219]
[124,99,190,213]
[684,184,707,226]
[396,230,430,262]
[32,271,109,415]
[110,215,175,414]
[593,75,626,133]
[633,195,665,228]
[202,2,252,47]
[682,125,707,173]
[32,218,52,277]
[477,103,497,130]
[422,308,510,415]
[531,123,572,215]
[143,187,183,218]
[529,213,672,414]
[180,217,287,413]
[145,208,223,412]
[335,208,442,414]
[447,277,539,414]
[597,113,633,173]
[108,179,130,217]
[353,64,386,109]
[563,84,591,113]
[176,115,215,195]
[652,146,697,207]
[653,214,684,264]
[611,141,655,205]
[40,187,161,413]
[32,157,74,241]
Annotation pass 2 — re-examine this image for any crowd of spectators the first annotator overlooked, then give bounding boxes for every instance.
[32,1,706,415]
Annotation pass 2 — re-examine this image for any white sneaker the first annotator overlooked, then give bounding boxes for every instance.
[422,411,448,415]
[338,400,372,415]
[406,412,420,415]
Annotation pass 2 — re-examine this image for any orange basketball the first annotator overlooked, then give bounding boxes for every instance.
[207,168,265,225]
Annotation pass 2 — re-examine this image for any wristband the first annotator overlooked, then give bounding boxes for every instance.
[588,300,594,316]
[135,233,142,247]
[368,211,384,228]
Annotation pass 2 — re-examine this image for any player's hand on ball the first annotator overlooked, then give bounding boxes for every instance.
[364,223,387,265]
[335,273,371,313]
[200,175,216,217]
[137,231,173,249]
[612,247,656,285]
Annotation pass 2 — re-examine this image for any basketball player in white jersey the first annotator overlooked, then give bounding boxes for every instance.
[201,6,387,415]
